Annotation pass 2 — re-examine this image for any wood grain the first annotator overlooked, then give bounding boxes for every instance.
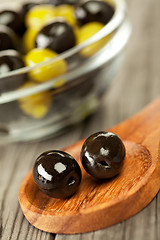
[1,0,160,239]
[19,98,160,234]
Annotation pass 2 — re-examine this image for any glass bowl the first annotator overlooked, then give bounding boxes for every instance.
[0,0,131,143]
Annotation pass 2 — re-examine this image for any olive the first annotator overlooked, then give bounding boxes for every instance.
[24,48,67,83]
[21,1,43,34]
[81,131,126,179]
[0,25,18,51]
[55,4,77,26]
[35,19,76,53]
[75,0,115,26]
[33,150,82,198]
[0,50,26,93]
[25,4,56,29]
[0,7,24,33]
[18,81,52,119]
[76,22,106,57]
[22,27,39,53]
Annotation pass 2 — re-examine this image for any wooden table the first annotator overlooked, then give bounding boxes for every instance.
[1,0,160,239]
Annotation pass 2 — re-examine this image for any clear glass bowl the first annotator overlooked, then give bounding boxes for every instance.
[0,0,131,143]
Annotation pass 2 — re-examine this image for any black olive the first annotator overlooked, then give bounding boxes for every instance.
[75,0,115,26]
[33,150,82,199]
[81,131,126,179]
[35,20,76,53]
[0,50,27,93]
[0,8,24,33]
[0,25,18,51]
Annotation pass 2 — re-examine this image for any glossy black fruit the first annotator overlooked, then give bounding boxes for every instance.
[35,20,76,53]
[33,150,82,199]
[0,50,26,93]
[81,131,126,179]
[0,25,18,51]
[0,8,24,33]
[75,0,115,25]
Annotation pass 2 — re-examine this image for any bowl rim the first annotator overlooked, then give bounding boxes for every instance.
[0,0,128,103]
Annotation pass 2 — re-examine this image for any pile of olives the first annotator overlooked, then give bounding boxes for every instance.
[33,131,126,199]
[0,0,115,119]
[0,0,114,87]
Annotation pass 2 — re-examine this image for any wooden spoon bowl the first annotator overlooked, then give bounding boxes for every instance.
[19,98,160,234]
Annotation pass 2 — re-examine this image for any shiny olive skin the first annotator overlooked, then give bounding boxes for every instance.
[0,9,24,33]
[35,20,76,53]
[0,25,18,51]
[33,150,82,199]
[0,50,26,93]
[24,48,67,82]
[75,0,115,25]
[81,131,126,179]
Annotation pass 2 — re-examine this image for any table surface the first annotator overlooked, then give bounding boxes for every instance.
[1,0,160,239]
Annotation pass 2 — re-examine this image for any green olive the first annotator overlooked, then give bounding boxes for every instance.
[76,22,111,57]
[18,81,52,119]
[25,4,56,29]
[24,48,67,83]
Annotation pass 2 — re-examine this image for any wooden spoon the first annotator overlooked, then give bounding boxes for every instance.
[19,98,160,234]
